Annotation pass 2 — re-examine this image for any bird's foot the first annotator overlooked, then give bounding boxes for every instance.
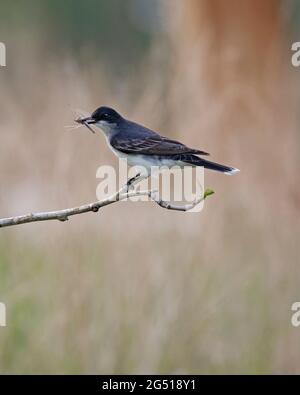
[124,173,142,193]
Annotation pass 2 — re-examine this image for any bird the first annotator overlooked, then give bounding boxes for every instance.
[76,106,239,180]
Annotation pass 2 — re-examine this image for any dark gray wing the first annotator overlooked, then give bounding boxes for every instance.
[110,134,209,156]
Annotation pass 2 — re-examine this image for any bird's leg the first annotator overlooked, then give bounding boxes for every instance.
[126,172,151,192]
[124,173,142,193]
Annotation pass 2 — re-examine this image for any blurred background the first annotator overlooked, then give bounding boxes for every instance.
[0,0,299,374]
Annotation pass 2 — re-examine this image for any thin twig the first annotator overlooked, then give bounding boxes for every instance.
[0,175,214,228]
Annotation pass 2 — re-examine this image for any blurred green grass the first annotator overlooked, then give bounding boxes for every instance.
[0,210,299,374]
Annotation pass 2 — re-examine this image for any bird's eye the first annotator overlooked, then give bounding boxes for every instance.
[103,113,109,119]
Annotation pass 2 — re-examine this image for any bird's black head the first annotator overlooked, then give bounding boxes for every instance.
[75,106,123,133]
[91,106,123,124]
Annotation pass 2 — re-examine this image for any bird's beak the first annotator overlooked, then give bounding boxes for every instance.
[75,116,96,134]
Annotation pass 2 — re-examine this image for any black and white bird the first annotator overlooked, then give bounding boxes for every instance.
[76,106,239,177]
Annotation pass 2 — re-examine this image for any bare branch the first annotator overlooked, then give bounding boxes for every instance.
[150,188,214,211]
[0,175,214,228]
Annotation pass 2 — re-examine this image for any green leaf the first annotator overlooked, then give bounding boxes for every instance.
[204,188,215,199]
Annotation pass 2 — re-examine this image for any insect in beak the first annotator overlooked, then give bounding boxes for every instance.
[75,116,96,134]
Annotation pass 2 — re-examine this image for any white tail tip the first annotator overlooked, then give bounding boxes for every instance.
[225,168,240,175]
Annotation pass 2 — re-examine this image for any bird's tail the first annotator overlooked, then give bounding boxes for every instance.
[181,155,239,175]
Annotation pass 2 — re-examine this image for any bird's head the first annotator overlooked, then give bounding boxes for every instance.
[76,106,123,134]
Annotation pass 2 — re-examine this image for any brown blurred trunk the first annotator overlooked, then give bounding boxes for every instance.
[171,0,284,90]
[166,0,298,210]
[168,0,286,128]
